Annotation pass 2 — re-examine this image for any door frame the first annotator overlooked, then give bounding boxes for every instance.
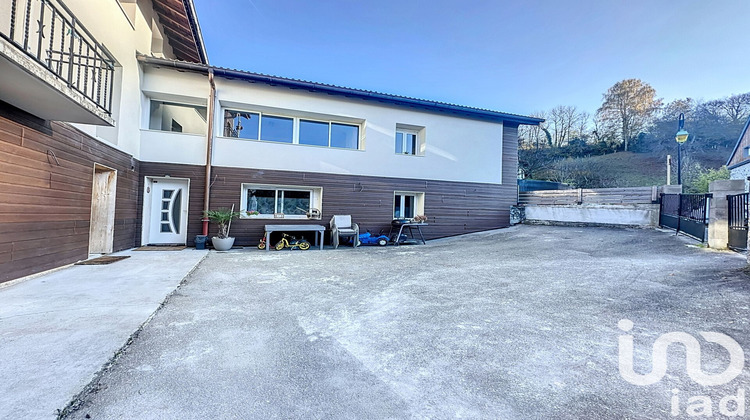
[141,176,190,245]
[89,164,117,254]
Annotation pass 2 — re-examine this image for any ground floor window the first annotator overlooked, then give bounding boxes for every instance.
[241,184,323,219]
[394,191,425,219]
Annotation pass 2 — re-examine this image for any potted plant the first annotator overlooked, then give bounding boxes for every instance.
[204,207,242,251]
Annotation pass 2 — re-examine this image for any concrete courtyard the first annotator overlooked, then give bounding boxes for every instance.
[57,225,750,419]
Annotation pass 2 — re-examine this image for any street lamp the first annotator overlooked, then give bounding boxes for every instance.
[675,113,689,185]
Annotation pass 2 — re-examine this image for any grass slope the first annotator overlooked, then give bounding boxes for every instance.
[582,152,667,187]
[565,148,729,188]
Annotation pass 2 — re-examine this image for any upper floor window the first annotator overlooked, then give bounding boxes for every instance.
[149,101,207,135]
[743,146,750,158]
[395,125,425,156]
[224,109,361,150]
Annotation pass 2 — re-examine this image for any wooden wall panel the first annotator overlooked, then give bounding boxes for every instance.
[0,102,140,284]
[729,123,750,167]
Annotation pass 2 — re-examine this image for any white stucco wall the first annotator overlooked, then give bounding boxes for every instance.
[730,162,750,183]
[63,0,177,157]
[211,80,504,183]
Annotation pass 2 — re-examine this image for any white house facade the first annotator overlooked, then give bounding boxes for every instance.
[0,0,542,283]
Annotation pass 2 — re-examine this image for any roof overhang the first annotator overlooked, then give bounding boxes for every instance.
[138,55,543,126]
[727,117,750,166]
[152,0,208,64]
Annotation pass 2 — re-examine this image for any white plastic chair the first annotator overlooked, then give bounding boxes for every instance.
[330,215,359,249]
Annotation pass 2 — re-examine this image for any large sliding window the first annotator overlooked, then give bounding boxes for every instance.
[261,116,294,143]
[224,109,361,150]
[242,184,323,219]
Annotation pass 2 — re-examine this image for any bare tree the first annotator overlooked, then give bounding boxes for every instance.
[548,105,584,147]
[705,93,750,126]
[518,111,547,150]
[596,79,662,151]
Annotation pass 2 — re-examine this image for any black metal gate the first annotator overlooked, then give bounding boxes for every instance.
[727,193,749,250]
[659,193,712,241]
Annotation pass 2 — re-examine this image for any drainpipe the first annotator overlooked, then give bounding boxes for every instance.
[202,68,216,236]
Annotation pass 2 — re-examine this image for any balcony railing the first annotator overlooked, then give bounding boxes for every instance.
[0,0,115,115]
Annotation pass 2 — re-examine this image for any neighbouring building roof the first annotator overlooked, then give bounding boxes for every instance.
[726,116,750,168]
[152,0,208,64]
[137,55,544,126]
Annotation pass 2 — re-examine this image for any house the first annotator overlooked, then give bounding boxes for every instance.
[0,0,543,284]
[727,116,750,181]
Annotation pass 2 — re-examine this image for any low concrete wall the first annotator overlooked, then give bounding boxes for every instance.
[524,204,660,227]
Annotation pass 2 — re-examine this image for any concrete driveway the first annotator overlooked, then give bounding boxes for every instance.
[64,226,750,419]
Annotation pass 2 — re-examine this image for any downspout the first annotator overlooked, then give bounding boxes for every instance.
[202,68,216,236]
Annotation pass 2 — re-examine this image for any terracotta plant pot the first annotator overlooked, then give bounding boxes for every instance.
[211,236,235,251]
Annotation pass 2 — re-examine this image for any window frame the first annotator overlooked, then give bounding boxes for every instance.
[222,108,362,150]
[393,191,425,219]
[395,125,425,156]
[240,183,323,219]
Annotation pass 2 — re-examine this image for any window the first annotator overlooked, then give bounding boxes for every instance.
[299,120,329,146]
[261,115,294,143]
[331,123,359,149]
[149,100,207,135]
[744,146,750,158]
[224,111,260,139]
[394,191,425,219]
[395,125,424,155]
[241,184,323,219]
[224,109,361,150]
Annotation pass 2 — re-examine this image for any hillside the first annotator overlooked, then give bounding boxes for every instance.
[540,148,731,188]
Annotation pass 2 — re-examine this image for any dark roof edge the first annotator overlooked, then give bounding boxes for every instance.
[136,55,544,125]
[183,0,208,64]
[728,159,750,170]
[727,117,750,166]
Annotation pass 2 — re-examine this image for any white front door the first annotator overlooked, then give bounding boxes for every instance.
[148,178,189,244]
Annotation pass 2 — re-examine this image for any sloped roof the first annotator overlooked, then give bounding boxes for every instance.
[138,55,544,126]
[152,0,207,64]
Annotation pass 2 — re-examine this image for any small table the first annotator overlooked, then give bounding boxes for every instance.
[389,222,427,245]
[264,224,326,251]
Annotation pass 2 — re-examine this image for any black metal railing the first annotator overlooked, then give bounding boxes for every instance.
[659,193,712,241]
[727,193,748,250]
[1,0,115,115]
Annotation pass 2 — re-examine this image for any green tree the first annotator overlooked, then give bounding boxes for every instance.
[686,166,730,193]
[596,79,662,152]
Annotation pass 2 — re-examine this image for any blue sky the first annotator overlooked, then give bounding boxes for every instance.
[193,0,748,117]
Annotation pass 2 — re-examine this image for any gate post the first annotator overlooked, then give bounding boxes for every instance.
[708,179,745,249]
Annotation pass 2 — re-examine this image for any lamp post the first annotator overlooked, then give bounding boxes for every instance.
[675,113,689,185]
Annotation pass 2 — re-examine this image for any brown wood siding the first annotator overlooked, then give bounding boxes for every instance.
[140,163,516,247]
[502,123,519,186]
[0,103,140,284]
[729,123,750,167]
